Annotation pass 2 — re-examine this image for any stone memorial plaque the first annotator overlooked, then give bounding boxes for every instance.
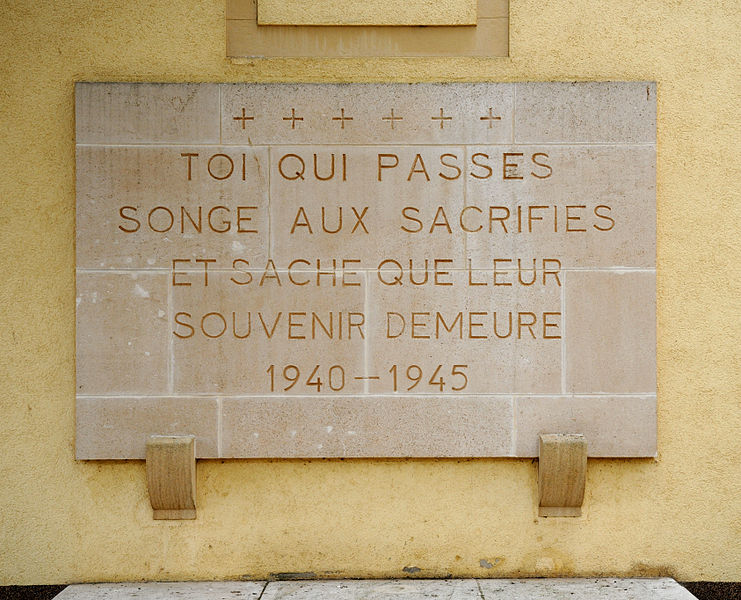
[75,82,656,459]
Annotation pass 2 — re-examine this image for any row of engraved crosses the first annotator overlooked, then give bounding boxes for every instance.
[233,107,503,130]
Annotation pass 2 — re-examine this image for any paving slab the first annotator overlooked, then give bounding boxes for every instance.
[261,579,480,599]
[53,582,266,600]
[479,578,697,599]
[54,578,697,599]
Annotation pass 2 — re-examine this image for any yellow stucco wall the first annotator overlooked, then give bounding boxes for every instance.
[1,0,739,585]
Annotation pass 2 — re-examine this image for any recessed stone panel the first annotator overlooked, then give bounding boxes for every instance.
[75,83,656,458]
[256,0,478,26]
[226,0,511,24]
[226,8,509,58]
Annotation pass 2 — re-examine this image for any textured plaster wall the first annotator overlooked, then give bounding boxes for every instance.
[1,0,739,585]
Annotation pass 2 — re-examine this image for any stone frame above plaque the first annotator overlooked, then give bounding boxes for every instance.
[75,82,656,460]
[226,0,509,58]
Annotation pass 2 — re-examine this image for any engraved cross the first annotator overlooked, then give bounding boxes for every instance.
[332,108,353,129]
[431,108,452,129]
[382,108,403,129]
[480,107,502,128]
[233,107,254,129]
[283,108,304,129]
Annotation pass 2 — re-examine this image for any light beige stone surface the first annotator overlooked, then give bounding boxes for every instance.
[514,82,656,144]
[221,84,513,145]
[221,396,513,457]
[514,396,657,457]
[74,83,656,459]
[464,145,656,269]
[268,146,467,267]
[55,582,266,599]
[256,0,478,26]
[366,269,562,394]
[564,271,656,394]
[54,579,697,600]
[260,579,482,600]
[171,270,367,395]
[76,397,219,459]
[76,272,169,395]
[75,83,220,144]
[76,145,269,269]
[477,578,696,599]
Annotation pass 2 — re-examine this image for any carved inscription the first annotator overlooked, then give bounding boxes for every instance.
[154,147,569,394]
[75,83,657,459]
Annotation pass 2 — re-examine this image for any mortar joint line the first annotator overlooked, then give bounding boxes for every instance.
[511,84,516,145]
[217,397,223,458]
[463,145,469,259]
[167,279,173,394]
[510,395,517,456]
[257,581,269,600]
[561,270,567,395]
[476,579,486,600]
[267,145,273,259]
[76,142,656,148]
[363,270,371,394]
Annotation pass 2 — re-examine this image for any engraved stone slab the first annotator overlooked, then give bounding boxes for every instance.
[76,145,270,270]
[75,82,656,459]
[220,83,514,145]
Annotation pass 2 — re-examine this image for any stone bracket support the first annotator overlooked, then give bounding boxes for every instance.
[538,433,587,517]
[146,435,197,520]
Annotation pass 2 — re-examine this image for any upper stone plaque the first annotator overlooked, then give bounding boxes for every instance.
[256,0,478,26]
[75,82,657,460]
[226,0,509,58]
